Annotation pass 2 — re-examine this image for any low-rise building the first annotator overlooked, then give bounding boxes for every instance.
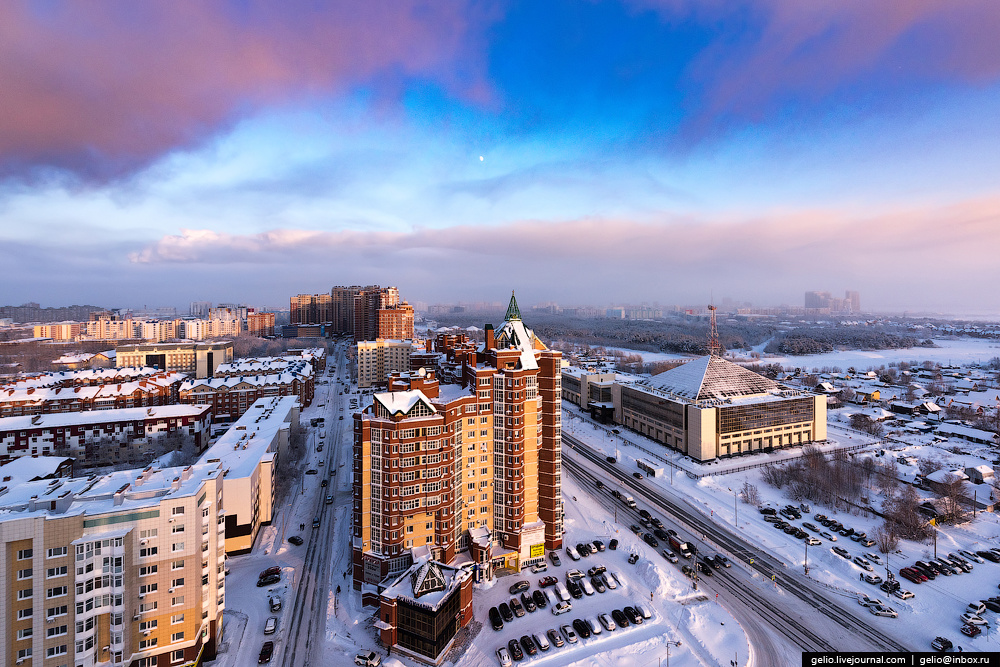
[179,372,312,421]
[116,342,234,378]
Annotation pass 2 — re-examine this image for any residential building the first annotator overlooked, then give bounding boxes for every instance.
[198,396,298,554]
[32,322,83,341]
[116,342,234,378]
[179,371,313,421]
[289,293,332,326]
[354,286,400,342]
[0,370,184,418]
[0,404,213,466]
[352,293,562,602]
[379,302,415,340]
[0,462,226,667]
[246,311,275,337]
[189,301,212,318]
[331,286,365,335]
[356,340,415,388]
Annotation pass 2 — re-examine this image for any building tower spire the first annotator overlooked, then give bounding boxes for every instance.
[505,290,522,322]
[707,303,721,357]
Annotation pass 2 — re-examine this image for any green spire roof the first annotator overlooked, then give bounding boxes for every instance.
[505,290,521,321]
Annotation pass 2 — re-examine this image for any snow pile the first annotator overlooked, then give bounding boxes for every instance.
[631,557,681,599]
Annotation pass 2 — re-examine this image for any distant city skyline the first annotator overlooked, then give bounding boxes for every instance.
[2,3,1000,314]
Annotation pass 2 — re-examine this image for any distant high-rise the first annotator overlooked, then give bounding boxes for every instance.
[805,290,860,313]
[845,290,861,312]
[804,291,832,309]
[353,286,400,342]
[190,300,212,317]
[331,285,364,334]
[378,301,414,340]
[290,293,332,325]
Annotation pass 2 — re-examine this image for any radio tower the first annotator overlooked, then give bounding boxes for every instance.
[707,303,721,357]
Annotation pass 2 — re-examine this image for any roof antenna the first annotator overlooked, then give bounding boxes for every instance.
[707,294,721,357]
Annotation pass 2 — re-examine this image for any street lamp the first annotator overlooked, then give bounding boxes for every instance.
[660,640,682,667]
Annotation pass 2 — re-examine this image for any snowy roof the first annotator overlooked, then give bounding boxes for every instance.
[647,355,778,401]
[374,390,436,417]
[199,396,298,479]
[0,404,212,431]
[411,560,447,598]
[926,469,969,483]
[381,557,471,610]
[0,456,73,483]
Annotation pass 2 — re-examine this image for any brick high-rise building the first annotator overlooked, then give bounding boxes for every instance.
[378,302,414,340]
[352,292,562,595]
[331,285,364,335]
[353,286,400,342]
[289,293,332,325]
[247,311,276,337]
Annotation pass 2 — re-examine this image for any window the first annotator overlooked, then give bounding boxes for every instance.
[136,657,158,667]
[140,620,158,631]
[172,649,185,663]
[17,627,33,640]
[139,638,158,649]
[171,632,185,642]
[48,605,68,618]
[140,565,158,577]
[172,506,185,515]
[140,583,158,594]
[171,596,185,606]
[170,614,185,625]
[47,625,68,637]
[171,560,185,570]
[140,547,159,557]
[172,543,184,552]
[140,529,158,539]
[171,578,184,588]
[47,586,68,598]
[47,645,68,657]
[17,648,32,660]
[171,525,185,534]
[47,546,68,558]
[47,566,68,578]
[18,607,33,619]
[17,588,33,600]
[17,548,33,560]
[17,568,32,580]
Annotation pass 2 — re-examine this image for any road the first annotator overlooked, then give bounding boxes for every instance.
[281,342,352,666]
[562,431,912,658]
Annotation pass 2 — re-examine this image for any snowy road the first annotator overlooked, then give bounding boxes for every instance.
[563,432,913,655]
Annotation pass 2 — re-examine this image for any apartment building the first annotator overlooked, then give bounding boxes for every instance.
[356,340,415,389]
[245,312,275,338]
[0,405,214,466]
[178,373,312,422]
[198,396,297,555]
[352,293,562,598]
[353,286,399,342]
[116,343,233,379]
[32,323,83,341]
[289,294,332,326]
[1,372,185,419]
[378,303,414,341]
[0,462,226,667]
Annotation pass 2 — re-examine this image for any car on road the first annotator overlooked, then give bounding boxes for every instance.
[539,576,558,588]
[654,528,670,541]
[632,472,643,479]
[531,562,548,573]
[860,573,883,585]
[499,602,514,622]
[552,600,572,615]
[697,561,713,576]
[325,494,333,504]
[703,555,720,570]
[547,628,565,647]
[662,549,679,563]
[264,617,277,634]
[306,469,318,475]
[320,478,328,487]
[312,517,320,528]
[868,604,897,618]
[496,647,512,667]
[572,618,592,639]
[549,551,562,566]
[833,546,851,559]
[561,624,579,644]
[507,639,523,661]
[931,636,953,651]
[509,580,530,595]
[630,524,642,535]
[259,641,275,664]
[354,651,382,667]
[606,456,617,463]
[961,612,988,626]
[489,607,504,631]
[857,594,882,607]
[643,533,659,547]
[257,573,280,587]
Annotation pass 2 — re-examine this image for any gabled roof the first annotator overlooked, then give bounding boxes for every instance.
[647,355,778,401]
[410,560,447,598]
[373,389,436,417]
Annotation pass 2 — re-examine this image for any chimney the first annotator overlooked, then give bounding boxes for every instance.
[484,324,495,352]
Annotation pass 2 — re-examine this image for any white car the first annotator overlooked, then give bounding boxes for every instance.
[566,546,581,561]
[960,549,985,564]
[354,651,382,667]
[806,537,821,546]
[580,578,595,595]
[967,602,986,615]
[587,617,603,635]
[961,612,988,626]
[602,573,618,590]
[864,553,884,565]
[820,531,837,542]
[856,594,882,608]
[599,613,617,632]
[893,589,914,600]
[635,603,652,619]
[531,563,548,574]
[533,632,551,652]
[496,647,513,667]
[552,601,573,615]
[869,604,898,618]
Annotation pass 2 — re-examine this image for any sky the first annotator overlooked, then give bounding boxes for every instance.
[2,0,1000,314]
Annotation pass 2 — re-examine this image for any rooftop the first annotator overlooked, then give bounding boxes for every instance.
[199,396,298,479]
[0,404,212,431]
[646,355,779,401]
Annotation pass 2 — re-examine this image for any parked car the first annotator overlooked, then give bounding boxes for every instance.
[510,597,525,617]
[587,565,607,577]
[572,618,592,639]
[549,552,562,566]
[259,566,281,580]
[565,546,581,561]
[860,573,883,585]
[879,580,900,594]
[759,507,777,515]
[561,624,579,644]
[552,600,573,615]
[507,639,523,661]
[533,589,548,609]
[961,624,982,638]
[257,573,280,587]
[496,647,512,667]
[259,641,274,664]
[264,617,278,634]
[567,568,585,580]
[520,635,537,656]
[489,607,504,631]
[533,631,550,652]
[833,547,851,559]
[547,628,565,647]
[509,580,530,595]
[983,599,1000,613]
[635,603,652,619]
[961,612,988,626]
[531,562,548,573]
[853,557,873,572]
[931,636,953,651]
[612,609,630,628]
[892,589,914,600]
[601,572,618,590]
[288,535,304,546]
[580,578,596,596]
[803,522,819,532]
[268,595,282,612]
[567,580,583,599]
[864,553,883,565]
[521,592,536,612]
[354,651,382,667]
[623,606,643,625]
[857,594,882,607]
[628,553,639,565]
[819,531,837,542]
[960,549,984,563]
[967,602,986,615]
[869,604,897,618]
[591,576,606,593]
[539,576,558,588]
[499,602,514,622]
[593,540,606,552]
[599,613,617,632]
[978,550,1000,563]
[609,539,619,550]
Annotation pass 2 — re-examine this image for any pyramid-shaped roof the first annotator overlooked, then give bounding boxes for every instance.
[410,560,447,598]
[647,355,778,401]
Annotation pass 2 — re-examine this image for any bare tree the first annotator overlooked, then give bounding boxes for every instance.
[883,484,932,540]
[739,481,761,507]
[761,464,786,489]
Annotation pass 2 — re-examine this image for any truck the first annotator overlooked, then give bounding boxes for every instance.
[668,535,694,559]
[623,495,637,509]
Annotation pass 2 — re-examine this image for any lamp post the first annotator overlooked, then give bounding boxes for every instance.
[660,640,682,667]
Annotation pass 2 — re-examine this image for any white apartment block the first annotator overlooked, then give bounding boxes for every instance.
[356,339,414,388]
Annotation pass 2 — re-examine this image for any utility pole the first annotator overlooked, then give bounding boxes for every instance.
[804,541,808,575]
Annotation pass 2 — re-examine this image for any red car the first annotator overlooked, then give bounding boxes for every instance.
[538,576,558,588]
[961,623,982,637]
[259,566,281,580]
[898,568,926,584]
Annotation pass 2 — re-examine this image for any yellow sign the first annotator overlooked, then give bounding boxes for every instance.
[530,543,544,558]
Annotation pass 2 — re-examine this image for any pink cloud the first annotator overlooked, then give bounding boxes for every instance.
[0,1,495,179]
